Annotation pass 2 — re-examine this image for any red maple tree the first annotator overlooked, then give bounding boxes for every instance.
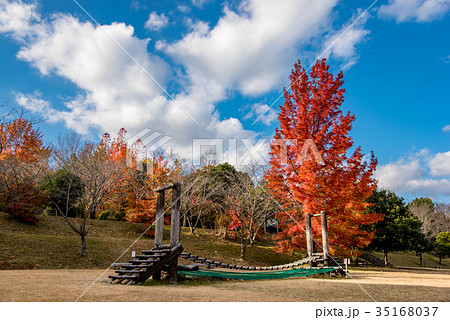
[265,59,383,257]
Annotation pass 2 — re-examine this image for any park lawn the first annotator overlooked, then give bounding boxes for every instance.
[0,212,297,269]
[1,212,448,270]
[0,268,449,302]
[370,251,449,269]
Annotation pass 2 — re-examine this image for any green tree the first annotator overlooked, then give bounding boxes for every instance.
[435,232,450,264]
[409,197,434,209]
[366,190,426,266]
[41,169,84,217]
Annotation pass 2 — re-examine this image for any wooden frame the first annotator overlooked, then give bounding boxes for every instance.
[153,183,182,283]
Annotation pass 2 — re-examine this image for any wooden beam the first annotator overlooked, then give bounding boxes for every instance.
[170,183,181,247]
[321,211,330,266]
[305,212,313,267]
[154,184,175,193]
[154,190,165,248]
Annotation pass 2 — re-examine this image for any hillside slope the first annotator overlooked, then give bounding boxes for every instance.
[0,212,297,269]
[1,212,448,269]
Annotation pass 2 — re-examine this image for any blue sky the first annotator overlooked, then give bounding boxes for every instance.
[0,0,449,203]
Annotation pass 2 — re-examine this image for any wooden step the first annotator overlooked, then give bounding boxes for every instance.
[134,254,164,259]
[116,269,147,274]
[128,259,157,264]
[116,263,154,269]
[142,249,171,254]
[108,275,138,280]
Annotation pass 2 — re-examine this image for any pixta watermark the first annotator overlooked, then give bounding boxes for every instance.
[126,128,324,174]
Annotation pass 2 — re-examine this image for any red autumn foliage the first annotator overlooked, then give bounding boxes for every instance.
[265,59,383,257]
[0,118,51,223]
[99,128,180,236]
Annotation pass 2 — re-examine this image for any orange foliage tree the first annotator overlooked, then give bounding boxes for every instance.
[0,117,51,223]
[265,59,383,257]
[100,128,181,235]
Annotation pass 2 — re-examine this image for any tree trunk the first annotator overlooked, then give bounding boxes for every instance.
[81,233,87,257]
[384,250,389,266]
[240,238,248,260]
[439,256,442,265]
[419,252,423,266]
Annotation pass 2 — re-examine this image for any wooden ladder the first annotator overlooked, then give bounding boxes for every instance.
[108,183,183,285]
[108,243,183,285]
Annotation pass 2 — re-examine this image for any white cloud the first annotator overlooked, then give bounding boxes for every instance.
[0,0,376,162]
[243,103,277,126]
[0,0,45,41]
[375,149,450,200]
[443,124,450,132]
[322,9,370,71]
[15,92,55,117]
[144,11,169,31]
[428,151,450,177]
[375,158,424,190]
[191,0,210,9]
[164,0,338,96]
[0,1,257,159]
[405,178,450,196]
[378,0,450,23]
[177,4,191,13]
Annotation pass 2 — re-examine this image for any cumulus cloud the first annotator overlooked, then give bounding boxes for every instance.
[164,0,338,96]
[442,124,450,132]
[144,11,169,31]
[322,9,370,71]
[191,0,210,9]
[428,151,450,177]
[0,0,263,161]
[375,158,424,190]
[0,0,375,161]
[16,92,53,115]
[378,0,450,23]
[242,103,277,126]
[375,149,450,200]
[0,0,45,41]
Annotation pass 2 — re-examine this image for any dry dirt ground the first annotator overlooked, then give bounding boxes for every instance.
[1,268,449,302]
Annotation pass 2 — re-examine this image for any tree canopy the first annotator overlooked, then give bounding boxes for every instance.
[265,59,382,257]
[366,190,426,265]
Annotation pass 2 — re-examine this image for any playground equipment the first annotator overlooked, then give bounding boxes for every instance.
[109,183,343,285]
[108,183,183,285]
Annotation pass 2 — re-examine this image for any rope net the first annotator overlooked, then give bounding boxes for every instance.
[177,266,339,280]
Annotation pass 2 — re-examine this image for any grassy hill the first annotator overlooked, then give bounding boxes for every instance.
[0,212,297,269]
[1,212,448,270]
[370,251,449,269]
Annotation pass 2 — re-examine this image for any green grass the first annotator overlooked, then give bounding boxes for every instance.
[0,212,154,269]
[2,212,447,270]
[369,251,449,269]
[0,212,297,269]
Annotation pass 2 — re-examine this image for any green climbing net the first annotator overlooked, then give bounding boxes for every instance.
[177,267,339,280]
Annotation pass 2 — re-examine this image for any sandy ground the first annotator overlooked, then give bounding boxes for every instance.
[0,268,449,302]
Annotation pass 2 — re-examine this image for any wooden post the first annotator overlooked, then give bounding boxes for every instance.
[170,183,181,248]
[305,212,313,267]
[321,211,330,266]
[168,257,178,284]
[154,190,165,248]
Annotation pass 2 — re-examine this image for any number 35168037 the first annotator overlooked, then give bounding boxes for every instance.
[375,307,438,317]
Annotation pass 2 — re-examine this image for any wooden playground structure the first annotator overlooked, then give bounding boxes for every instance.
[109,183,343,285]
